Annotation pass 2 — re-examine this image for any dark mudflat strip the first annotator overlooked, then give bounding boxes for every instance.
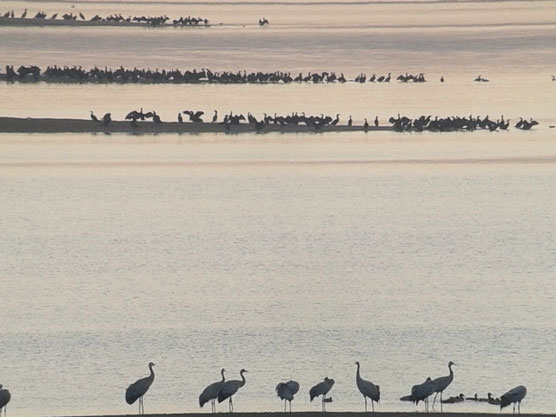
[0,117,391,134]
[67,412,556,417]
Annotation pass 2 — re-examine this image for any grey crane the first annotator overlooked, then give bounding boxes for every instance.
[0,385,11,417]
[217,369,248,412]
[500,385,527,414]
[431,361,456,411]
[411,377,436,412]
[276,380,300,412]
[309,377,335,412]
[355,361,380,412]
[125,362,155,414]
[199,368,226,412]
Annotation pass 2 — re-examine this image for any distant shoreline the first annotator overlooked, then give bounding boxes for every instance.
[0,116,392,134]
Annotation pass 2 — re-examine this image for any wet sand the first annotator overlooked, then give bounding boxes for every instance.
[0,117,392,134]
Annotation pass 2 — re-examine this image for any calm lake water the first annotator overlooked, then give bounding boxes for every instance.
[1,0,556,416]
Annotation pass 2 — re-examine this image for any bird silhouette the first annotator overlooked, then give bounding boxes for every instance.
[441,393,464,404]
[90,111,99,122]
[355,361,380,412]
[0,385,11,417]
[125,362,155,414]
[500,385,526,414]
[487,393,501,406]
[276,380,299,412]
[199,368,226,412]
[102,113,111,126]
[218,369,247,412]
[411,377,436,412]
[431,361,455,411]
[309,377,335,412]
[183,110,204,123]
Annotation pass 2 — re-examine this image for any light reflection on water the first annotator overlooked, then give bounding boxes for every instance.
[1,136,555,415]
[1,0,555,415]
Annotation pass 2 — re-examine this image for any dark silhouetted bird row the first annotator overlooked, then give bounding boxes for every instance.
[2,65,439,85]
[389,114,538,132]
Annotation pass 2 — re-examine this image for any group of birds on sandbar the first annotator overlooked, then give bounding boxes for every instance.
[0,65,472,85]
[121,361,527,416]
[91,108,382,131]
[354,73,426,83]
[0,9,209,26]
[390,114,539,132]
[88,109,539,133]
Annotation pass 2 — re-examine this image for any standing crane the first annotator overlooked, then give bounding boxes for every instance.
[199,368,226,412]
[309,377,335,412]
[217,369,248,412]
[0,385,11,417]
[355,361,380,412]
[500,386,527,414]
[411,377,436,412]
[276,380,300,412]
[431,361,455,411]
[125,362,156,414]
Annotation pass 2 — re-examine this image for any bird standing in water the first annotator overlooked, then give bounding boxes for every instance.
[125,362,156,415]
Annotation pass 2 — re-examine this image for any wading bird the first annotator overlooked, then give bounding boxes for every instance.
[276,380,300,412]
[0,385,11,417]
[355,361,380,412]
[431,361,455,411]
[199,368,226,412]
[125,362,156,414]
[411,377,436,412]
[218,369,248,412]
[310,377,335,412]
[500,385,527,414]
[90,110,98,122]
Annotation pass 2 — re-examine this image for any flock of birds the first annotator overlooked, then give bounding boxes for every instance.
[2,65,501,86]
[4,65,556,86]
[87,108,539,133]
[119,361,529,416]
[389,114,539,132]
[0,9,209,26]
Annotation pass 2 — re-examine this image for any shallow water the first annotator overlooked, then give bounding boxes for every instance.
[1,0,556,416]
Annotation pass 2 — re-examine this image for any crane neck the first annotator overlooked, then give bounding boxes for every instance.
[220,369,226,382]
[149,364,155,380]
[240,370,247,386]
[356,363,361,379]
